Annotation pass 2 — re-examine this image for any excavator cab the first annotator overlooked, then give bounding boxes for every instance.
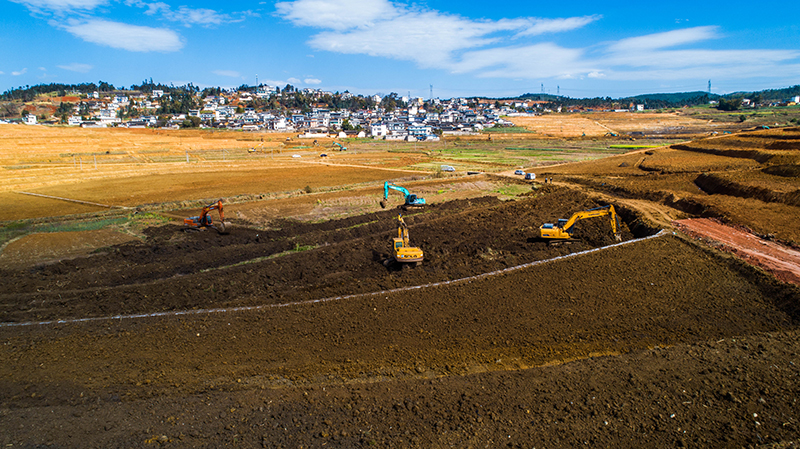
[184,199,230,234]
[539,205,621,242]
[385,214,423,267]
[380,182,426,209]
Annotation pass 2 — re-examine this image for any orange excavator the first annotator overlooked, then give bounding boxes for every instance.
[184,199,230,234]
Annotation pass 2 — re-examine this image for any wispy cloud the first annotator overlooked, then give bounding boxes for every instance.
[213,70,241,78]
[9,0,107,13]
[58,62,93,72]
[608,26,719,52]
[275,0,397,31]
[277,0,598,71]
[275,1,800,84]
[128,1,255,27]
[304,78,321,85]
[12,68,28,76]
[62,19,183,52]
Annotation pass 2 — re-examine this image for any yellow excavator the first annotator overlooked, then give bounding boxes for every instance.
[384,214,424,267]
[539,205,621,242]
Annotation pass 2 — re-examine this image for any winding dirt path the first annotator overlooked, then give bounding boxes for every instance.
[674,218,800,285]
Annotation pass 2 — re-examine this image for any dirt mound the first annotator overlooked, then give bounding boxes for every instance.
[764,164,800,177]
[0,189,635,324]
[694,173,800,207]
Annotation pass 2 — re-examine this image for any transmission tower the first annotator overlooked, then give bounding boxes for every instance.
[541,83,544,94]
[430,85,433,100]
[708,80,711,93]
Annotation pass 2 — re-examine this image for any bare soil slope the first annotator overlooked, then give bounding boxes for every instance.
[1,189,799,448]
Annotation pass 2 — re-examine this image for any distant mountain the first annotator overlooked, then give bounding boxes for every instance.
[724,85,800,102]
[622,91,721,103]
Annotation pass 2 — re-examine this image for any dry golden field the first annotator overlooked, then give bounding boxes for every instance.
[508,111,730,137]
[0,125,435,221]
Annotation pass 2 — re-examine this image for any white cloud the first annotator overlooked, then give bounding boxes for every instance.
[275,1,800,85]
[455,43,595,79]
[58,62,93,72]
[275,0,397,31]
[277,0,598,72]
[609,26,718,52]
[515,16,601,37]
[128,1,253,27]
[62,19,184,52]
[304,78,321,85]
[595,27,800,81]
[12,68,28,76]
[287,77,301,84]
[10,0,107,12]
[213,70,241,78]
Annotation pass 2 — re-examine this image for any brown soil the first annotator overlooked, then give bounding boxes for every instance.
[3,126,800,448]
[2,188,800,448]
[675,218,800,285]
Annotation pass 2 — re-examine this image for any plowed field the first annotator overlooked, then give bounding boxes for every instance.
[2,186,800,448]
[2,125,800,448]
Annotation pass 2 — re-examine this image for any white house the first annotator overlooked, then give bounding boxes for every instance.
[67,116,82,126]
[23,114,37,125]
[200,110,220,121]
[370,122,388,137]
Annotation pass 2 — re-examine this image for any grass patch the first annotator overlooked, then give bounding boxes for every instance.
[0,212,172,247]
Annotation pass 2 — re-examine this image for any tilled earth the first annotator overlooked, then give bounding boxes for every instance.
[1,187,799,448]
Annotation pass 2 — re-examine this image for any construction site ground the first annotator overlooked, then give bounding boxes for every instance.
[1,125,800,448]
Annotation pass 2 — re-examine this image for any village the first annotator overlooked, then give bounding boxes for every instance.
[4,82,799,144]
[0,85,544,140]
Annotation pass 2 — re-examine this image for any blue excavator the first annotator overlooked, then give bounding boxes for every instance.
[380,182,426,209]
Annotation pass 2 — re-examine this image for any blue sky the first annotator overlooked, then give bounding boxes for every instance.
[1,0,798,98]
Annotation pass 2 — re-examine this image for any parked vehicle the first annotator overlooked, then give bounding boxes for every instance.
[525,173,536,180]
[514,169,524,175]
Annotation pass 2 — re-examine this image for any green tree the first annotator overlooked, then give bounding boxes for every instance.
[181,116,202,128]
[341,118,354,131]
[717,97,742,111]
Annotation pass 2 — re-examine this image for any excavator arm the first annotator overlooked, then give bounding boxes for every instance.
[388,214,423,265]
[184,199,229,234]
[540,205,620,241]
[381,182,426,208]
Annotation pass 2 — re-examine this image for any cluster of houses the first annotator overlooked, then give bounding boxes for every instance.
[9,85,797,135]
[4,87,529,140]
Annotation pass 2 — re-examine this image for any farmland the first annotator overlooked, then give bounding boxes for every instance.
[1,119,799,447]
